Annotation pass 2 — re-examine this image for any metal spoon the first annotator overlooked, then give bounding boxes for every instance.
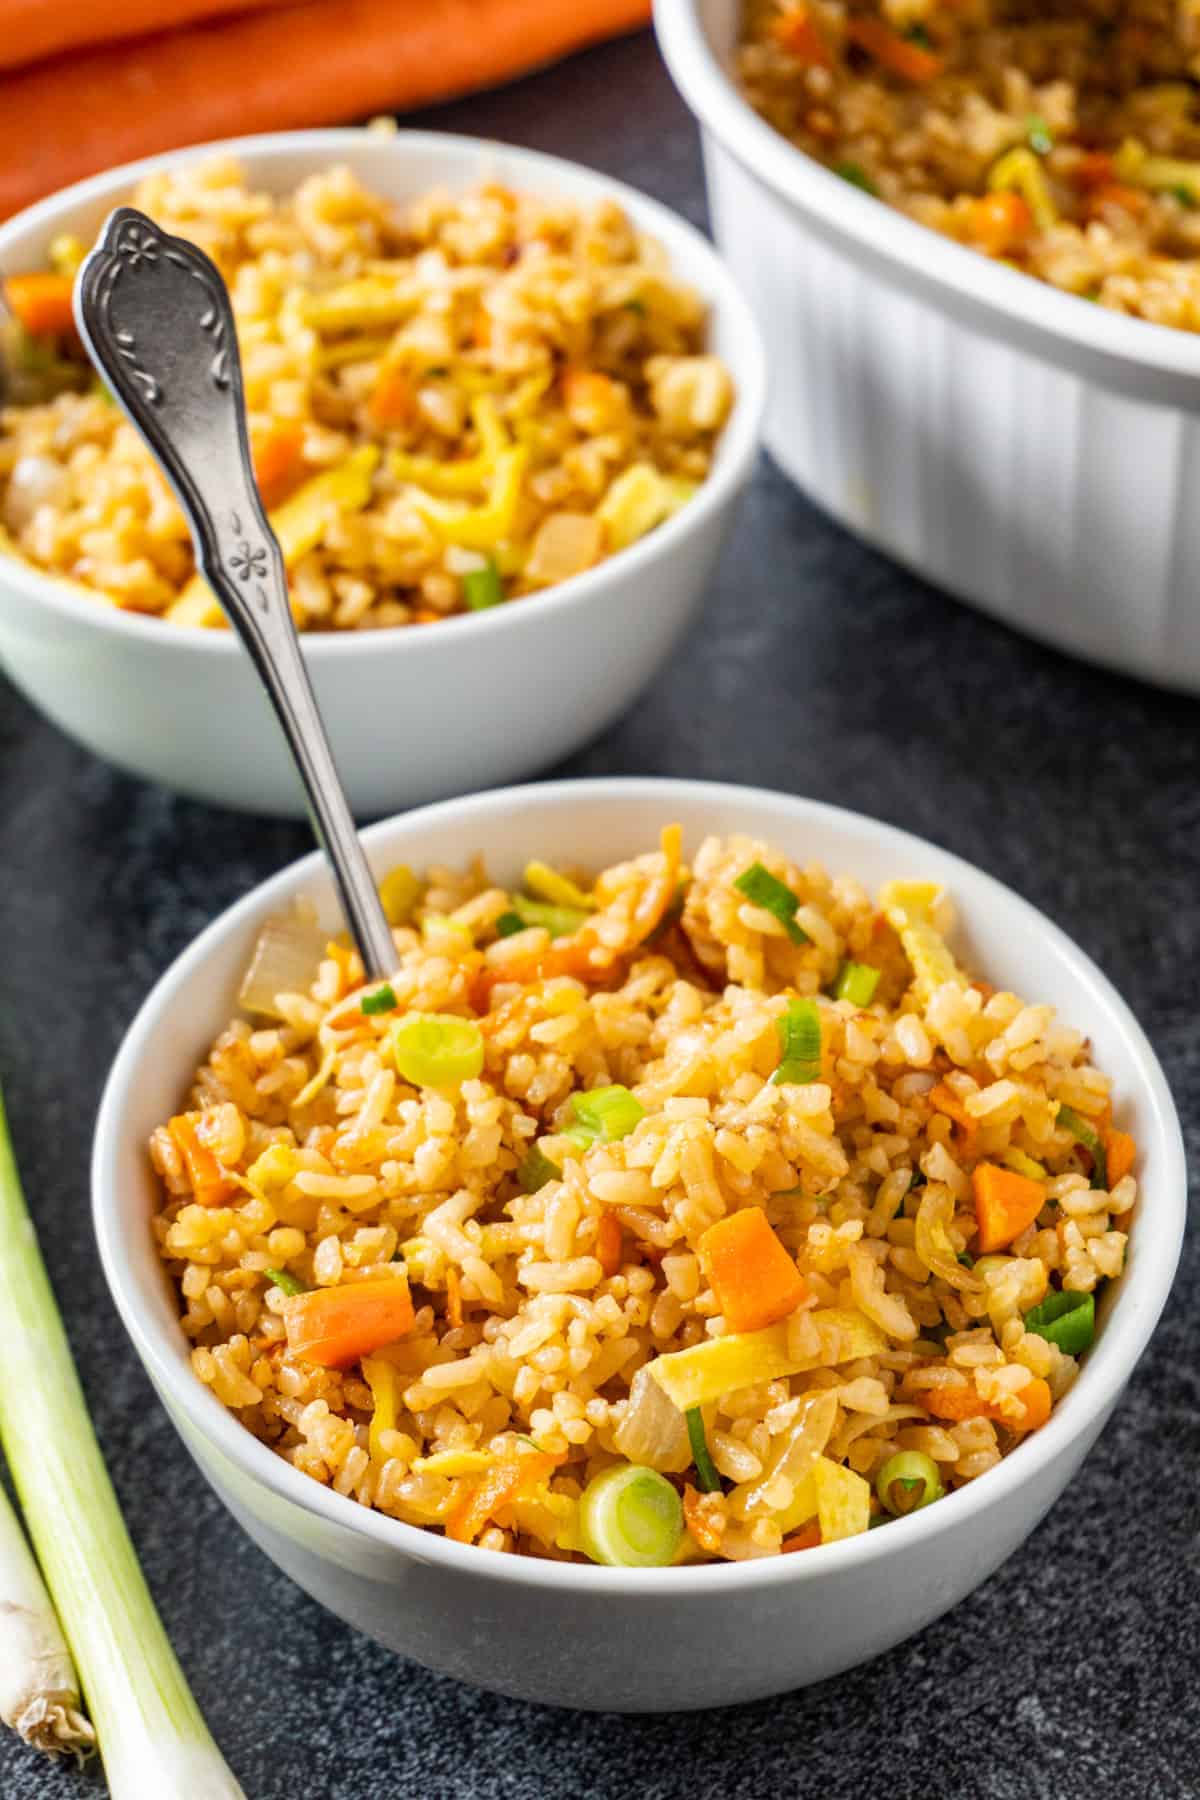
[74,207,396,980]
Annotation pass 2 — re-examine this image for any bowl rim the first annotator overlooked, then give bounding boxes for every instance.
[653,0,1200,394]
[0,127,766,656]
[91,777,1187,1596]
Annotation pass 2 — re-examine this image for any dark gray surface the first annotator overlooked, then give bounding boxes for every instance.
[1,27,1197,1800]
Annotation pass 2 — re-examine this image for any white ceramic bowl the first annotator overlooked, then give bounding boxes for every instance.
[656,0,1200,694]
[92,778,1185,1712]
[0,131,765,817]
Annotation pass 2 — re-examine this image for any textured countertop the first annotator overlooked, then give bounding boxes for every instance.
[2,28,1198,1800]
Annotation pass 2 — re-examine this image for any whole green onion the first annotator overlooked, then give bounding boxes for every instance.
[461,556,504,611]
[361,982,397,1015]
[1024,1288,1095,1355]
[834,961,880,1007]
[0,1085,244,1793]
[733,863,811,945]
[1056,1105,1108,1189]
[565,1085,645,1149]
[772,998,822,1086]
[578,1464,683,1567]
[685,1408,721,1494]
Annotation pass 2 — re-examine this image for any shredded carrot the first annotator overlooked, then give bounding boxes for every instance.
[929,1082,979,1150]
[445,1264,463,1330]
[5,271,75,336]
[770,6,831,66]
[781,1519,822,1553]
[1104,1129,1136,1190]
[699,1207,809,1334]
[845,16,941,81]
[683,1483,725,1554]
[368,361,414,429]
[167,1112,236,1208]
[595,1211,623,1278]
[282,1276,414,1369]
[444,1450,557,1544]
[632,823,683,943]
[966,191,1031,255]
[972,1161,1046,1253]
[251,420,305,506]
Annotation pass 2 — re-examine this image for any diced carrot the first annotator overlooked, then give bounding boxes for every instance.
[166,1112,236,1209]
[445,1264,463,1330]
[781,1519,822,1553]
[444,1450,557,1544]
[282,1276,414,1369]
[770,7,831,68]
[562,368,617,422]
[1087,183,1149,221]
[251,420,305,506]
[921,1383,990,1423]
[472,304,492,348]
[1010,1376,1052,1433]
[973,1161,1046,1253]
[5,272,76,337]
[1072,151,1115,189]
[367,361,414,429]
[966,191,1032,255]
[596,1211,623,1278]
[699,1207,809,1334]
[683,1482,725,1554]
[845,16,941,82]
[1105,1129,1136,1190]
[929,1081,980,1149]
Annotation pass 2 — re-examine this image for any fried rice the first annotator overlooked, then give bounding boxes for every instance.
[149,828,1135,1564]
[739,0,1200,329]
[0,153,732,628]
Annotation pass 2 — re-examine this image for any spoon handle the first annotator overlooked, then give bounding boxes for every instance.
[75,207,396,981]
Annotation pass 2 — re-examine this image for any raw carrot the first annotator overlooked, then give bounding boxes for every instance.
[966,191,1032,255]
[4,272,75,337]
[929,1081,979,1149]
[845,16,941,82]
[699,1208,809,1334]
[1105,1129,1136,1190]
[595,1211,623,1278]
[781,1519,822,1552]
[166,1113,235,1209]
[683,1483,724,1553]
[0,0,295,75]
[770,6,831,67]
[445,1264,463,1330]
[972,1161,1046,1253]
[444,1450,557,1544]
[282,1276,414,1368]
[252,420,305,506]
[367,362,414,429]
[0,0,653,222]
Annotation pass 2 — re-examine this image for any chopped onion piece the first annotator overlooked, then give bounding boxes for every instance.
[238,906,328,1018]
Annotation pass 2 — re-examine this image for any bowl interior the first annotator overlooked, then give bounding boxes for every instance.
[93,779,1186,1579]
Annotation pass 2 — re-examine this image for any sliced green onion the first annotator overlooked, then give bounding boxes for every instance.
[1056,1105,1108,1189]
[834,961,880,1007]
[391,1013,484,1087]
[772,998,822,1086]
[834,160,877,195]
[495,910,526,938]
[905,22,933,46]
[564,1085,646,1149]
[624,297,647,315]
[578,1464,684,1567]
[1026,114,1054,156]
[733,862,811,945]
[875,1450,944,1517]
[522,861,596,912]
[685,1408,721,1494]
[0,1085,244,1791]
[264,1267,308,1296]
[462,557,504,611]
[1024,1288,1095,1355]
[1172,183,1196,207]
[509,894,589,938]
[361,982,397,1015]
[517,1147,561,1193]
[957,1252,974,1269]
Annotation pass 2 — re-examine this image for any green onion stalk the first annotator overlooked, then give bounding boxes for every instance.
[0,1083,245,1796]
